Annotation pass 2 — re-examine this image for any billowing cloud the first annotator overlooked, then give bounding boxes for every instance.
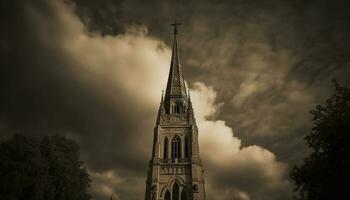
[191,82,291,200]
[28,0,170,107]
[2,0,170,199]
[27,1,172,199]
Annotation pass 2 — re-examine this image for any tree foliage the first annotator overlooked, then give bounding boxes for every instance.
[291,80,350,200]
[0,134,91,200]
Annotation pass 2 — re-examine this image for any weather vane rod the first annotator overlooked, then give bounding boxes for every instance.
[170,18,182,35]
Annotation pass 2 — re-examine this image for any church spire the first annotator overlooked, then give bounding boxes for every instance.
[164,19,187,112]
[145,21,206,200]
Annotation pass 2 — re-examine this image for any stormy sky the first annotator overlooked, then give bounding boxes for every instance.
[1,0,350,199]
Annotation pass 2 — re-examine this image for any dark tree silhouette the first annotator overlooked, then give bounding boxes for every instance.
[0,134,91,200]
[291,80,350,200]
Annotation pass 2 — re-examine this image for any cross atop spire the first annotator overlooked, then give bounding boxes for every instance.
[170,18,182,35]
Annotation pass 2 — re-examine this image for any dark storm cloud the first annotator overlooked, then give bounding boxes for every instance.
[1,0,350,199]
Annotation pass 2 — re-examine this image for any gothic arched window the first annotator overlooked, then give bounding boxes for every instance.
[172,136,181,158]
[181,190,187,200]
[164,190,170,200]
[173,182,179,200]
[184,136,189,158]
[164,137,168,159]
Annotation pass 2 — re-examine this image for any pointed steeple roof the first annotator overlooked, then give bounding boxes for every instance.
[164,19,187,101]
[156,91,165,124]
[187,90,197,125]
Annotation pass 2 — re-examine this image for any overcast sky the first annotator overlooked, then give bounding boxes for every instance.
[1,0,350,199]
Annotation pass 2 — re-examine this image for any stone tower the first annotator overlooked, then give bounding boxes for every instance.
[145,21,206,200]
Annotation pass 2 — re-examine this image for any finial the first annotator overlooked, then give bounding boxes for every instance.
[170,18,182,35]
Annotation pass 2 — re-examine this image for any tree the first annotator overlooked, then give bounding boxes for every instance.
[291,80,350,200]
[0,134,91,200]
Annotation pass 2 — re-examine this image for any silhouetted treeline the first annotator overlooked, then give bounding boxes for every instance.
[0,134,91,200]
[291,80,350,200]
